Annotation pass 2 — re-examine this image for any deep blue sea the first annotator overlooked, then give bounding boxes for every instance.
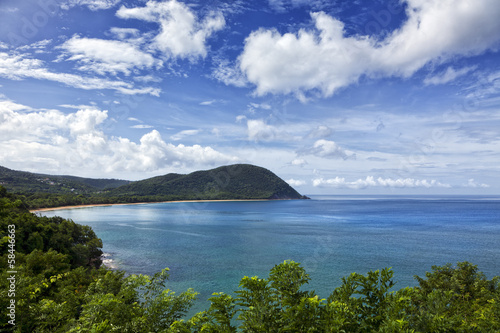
[41,196,500,312]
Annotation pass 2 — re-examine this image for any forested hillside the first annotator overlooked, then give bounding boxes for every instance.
[1,164,308,209]
[0,165,129,194]
[1,186,499,332]
[108,164,307,200]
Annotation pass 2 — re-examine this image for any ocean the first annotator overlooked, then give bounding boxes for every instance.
[40,195,500,312]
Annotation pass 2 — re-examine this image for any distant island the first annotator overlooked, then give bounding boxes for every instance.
[0,164,308,209]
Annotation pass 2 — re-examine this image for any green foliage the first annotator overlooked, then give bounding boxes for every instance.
[0,211,103,269]
[406,262,500,332]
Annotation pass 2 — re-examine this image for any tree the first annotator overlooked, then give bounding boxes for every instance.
[407,262,500,332]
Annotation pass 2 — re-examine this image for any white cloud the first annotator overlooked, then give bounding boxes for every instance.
[301,139,355,160]
[313,176,451,189]
[131,124,154,129]
[212,58,248,88]
[0,103,238,177]
[105,130,237,173]
[109,27,141,40]
[0,52,160,95]
[134,75,162,83]
[237,0,500,98]
[291,158,307,167]
[0,99,32,112]
[116,0,225,60]
[62,0,121,11]
[17,39,53,53]
[211,128,221,137]
[247,119,280,141]
[287,178,306,187]
[465,179,490,188]
[59,35,161,76]
[269,0,332,12]
[307,125,333,138]
[0,105,107,142]
[424,66,477,85]
[170,129,200,141]
[59,104,96,110]
[249,102,271,110]
[236,115,247,123]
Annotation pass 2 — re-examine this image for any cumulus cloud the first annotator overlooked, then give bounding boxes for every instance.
[300,139,355,160]
[116,0,225,60]
[59,35,161,76]
[105,130,237,173]
[0,103,238,176]
[0,52,160,95]
[0,105,108,144]
[313,176,451,189]
[237,0,500,98]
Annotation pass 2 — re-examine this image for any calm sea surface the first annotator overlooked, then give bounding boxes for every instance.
[41,196,500,311]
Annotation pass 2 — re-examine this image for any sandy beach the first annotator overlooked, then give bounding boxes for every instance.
[29,199,272,213]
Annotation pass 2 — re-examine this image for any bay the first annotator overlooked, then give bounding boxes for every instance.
[41,195,500,312]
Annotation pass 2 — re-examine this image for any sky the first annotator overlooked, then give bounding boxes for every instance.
[0,0,499,195]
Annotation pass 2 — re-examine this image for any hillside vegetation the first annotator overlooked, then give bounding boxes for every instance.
[1,187,499,332]
[108,164,306,200]
[0,165,129,194]
[0,164,307,209]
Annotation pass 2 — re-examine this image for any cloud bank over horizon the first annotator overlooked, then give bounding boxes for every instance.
[0,101,238,178]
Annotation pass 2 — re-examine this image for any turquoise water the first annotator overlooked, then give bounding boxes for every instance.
[41,196,500,312]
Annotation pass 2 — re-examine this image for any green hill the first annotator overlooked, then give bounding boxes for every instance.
[0,164,307,208]
[108,164,308,200]
[0,165,129,194]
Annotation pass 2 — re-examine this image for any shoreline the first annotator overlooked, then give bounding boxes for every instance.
[29,198,275,213]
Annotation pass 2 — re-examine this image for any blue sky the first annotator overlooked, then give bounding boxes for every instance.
[0,0,499,195]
